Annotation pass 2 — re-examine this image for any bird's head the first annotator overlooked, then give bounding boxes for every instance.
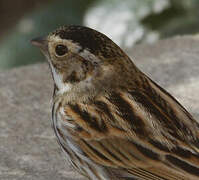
[31,25,137,98]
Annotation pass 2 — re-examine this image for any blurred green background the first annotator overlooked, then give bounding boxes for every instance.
[0,0,199,70]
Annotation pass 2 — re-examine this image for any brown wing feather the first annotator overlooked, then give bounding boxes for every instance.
[61,75,199,179]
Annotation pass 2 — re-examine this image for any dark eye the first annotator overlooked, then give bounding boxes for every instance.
[55,44,68,56]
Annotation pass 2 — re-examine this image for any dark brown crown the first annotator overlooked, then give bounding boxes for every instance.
[51,25,124,58]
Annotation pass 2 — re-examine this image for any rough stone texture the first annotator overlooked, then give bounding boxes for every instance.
[0,36,199,180]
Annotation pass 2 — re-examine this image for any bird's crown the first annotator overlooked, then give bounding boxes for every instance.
[49,25,124,58]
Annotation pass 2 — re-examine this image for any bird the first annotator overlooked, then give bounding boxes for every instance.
[31,25,199,180]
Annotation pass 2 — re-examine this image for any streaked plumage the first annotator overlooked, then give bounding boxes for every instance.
[32,25,199,180]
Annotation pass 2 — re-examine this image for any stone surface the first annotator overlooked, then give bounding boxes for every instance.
[0,35,199,180]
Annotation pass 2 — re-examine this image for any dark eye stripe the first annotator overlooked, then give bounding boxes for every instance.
[55,44,68,56]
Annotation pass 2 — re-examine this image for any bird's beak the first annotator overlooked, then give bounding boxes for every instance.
[31,36,48,53]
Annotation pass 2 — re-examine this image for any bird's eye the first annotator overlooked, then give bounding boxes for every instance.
[55,44,68,56]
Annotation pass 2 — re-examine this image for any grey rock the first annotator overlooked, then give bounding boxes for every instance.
[0,36,199,180]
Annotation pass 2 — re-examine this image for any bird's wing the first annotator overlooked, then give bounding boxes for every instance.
[62,76,199,180]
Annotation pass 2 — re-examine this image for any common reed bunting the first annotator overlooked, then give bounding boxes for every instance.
[31,25,199,180]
